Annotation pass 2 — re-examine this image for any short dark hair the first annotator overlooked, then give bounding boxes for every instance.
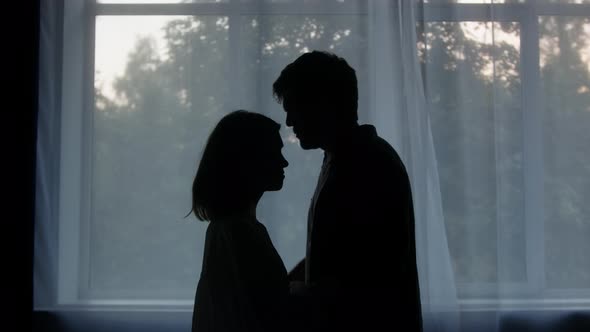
[273,50,358,122]
[190,110,281,221]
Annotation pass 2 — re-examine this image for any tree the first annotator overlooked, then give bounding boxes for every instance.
[539,16,590,288]
[91,11,590,297]
[422,15,590,289]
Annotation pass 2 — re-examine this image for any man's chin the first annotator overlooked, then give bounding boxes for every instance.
[267,182,284,191]
[298,139,320,150]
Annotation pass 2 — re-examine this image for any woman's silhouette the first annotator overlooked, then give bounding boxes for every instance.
[190,110,290,332]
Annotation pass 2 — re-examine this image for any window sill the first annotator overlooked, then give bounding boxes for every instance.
[33,305,590,332]
[458,298,590,312]
[33,308,192,332]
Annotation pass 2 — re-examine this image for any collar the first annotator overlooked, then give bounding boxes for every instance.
[325,124,377,162]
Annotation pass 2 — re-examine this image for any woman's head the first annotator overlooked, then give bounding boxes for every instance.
[191,110,288,221]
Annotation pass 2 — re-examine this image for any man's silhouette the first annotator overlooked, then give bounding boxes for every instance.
[273,51,423,332]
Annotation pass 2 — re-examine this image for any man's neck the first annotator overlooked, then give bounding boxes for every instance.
[322,122,360,154]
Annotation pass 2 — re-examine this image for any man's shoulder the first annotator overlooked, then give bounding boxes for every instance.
[352,128,406,172]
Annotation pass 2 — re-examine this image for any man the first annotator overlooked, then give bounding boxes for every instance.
[273,51,422,332]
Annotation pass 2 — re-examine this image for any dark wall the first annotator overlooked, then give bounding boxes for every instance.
[4,0,40,329]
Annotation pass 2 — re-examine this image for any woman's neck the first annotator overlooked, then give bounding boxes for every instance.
[236,204,257,220]
[228,193,262,221]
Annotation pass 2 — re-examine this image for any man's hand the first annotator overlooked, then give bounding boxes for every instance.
[287,258,305,282]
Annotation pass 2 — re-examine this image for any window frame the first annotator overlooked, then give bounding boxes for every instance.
[58,0,372,308]
[54,0,590,310]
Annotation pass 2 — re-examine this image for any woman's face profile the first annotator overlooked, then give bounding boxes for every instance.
[247,130,289,193]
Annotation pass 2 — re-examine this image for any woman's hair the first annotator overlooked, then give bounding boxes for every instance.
[190,110,281,221]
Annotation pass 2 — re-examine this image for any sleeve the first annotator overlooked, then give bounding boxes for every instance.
[357,161,414,284]
[328,156,414,291]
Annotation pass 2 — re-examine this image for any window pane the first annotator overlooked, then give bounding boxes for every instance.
[423,22,525,287]
[92,13,367,300]
[93,15,229,299]
[540,16,590,289]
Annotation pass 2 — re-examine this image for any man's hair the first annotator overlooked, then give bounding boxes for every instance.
[273,50,358,122]
[190,110,281,221]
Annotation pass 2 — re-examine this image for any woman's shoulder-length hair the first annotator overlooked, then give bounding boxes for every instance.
[190,110,281,221]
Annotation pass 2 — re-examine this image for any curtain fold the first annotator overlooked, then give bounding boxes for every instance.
[35,0,64,309]
[370,1,460,331]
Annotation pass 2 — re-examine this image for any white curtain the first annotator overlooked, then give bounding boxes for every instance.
[370,1,459,331]
[416,1,590,331]
[35,1,590,331]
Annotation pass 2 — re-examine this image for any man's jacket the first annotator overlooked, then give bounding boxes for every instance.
[306,124,423,332]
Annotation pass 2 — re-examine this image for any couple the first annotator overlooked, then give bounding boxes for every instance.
[190,51,423,332]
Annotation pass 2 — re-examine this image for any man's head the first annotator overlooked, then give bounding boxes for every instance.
[273,51,358,150]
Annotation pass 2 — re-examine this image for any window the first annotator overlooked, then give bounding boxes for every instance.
[37,0,590,314]
[422,0,590,305]
[48,0,369,307]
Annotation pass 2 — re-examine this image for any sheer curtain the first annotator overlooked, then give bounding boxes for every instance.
[370,1,459,331]
[35,1,590,331]
[417,1,590,331]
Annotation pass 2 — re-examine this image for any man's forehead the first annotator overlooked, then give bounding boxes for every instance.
[282,97,297,112]
[283,89,308,101]
[283,93,315,108]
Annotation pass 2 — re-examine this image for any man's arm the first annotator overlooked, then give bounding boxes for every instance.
[331,157,412,286]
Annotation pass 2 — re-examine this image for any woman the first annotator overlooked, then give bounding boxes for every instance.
[190,110,291,332]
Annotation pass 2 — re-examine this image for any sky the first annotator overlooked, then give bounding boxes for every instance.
[94,16,522,100]
[95,16,175,99]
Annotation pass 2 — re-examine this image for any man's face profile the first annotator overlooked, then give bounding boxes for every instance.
[283,94,328,150]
